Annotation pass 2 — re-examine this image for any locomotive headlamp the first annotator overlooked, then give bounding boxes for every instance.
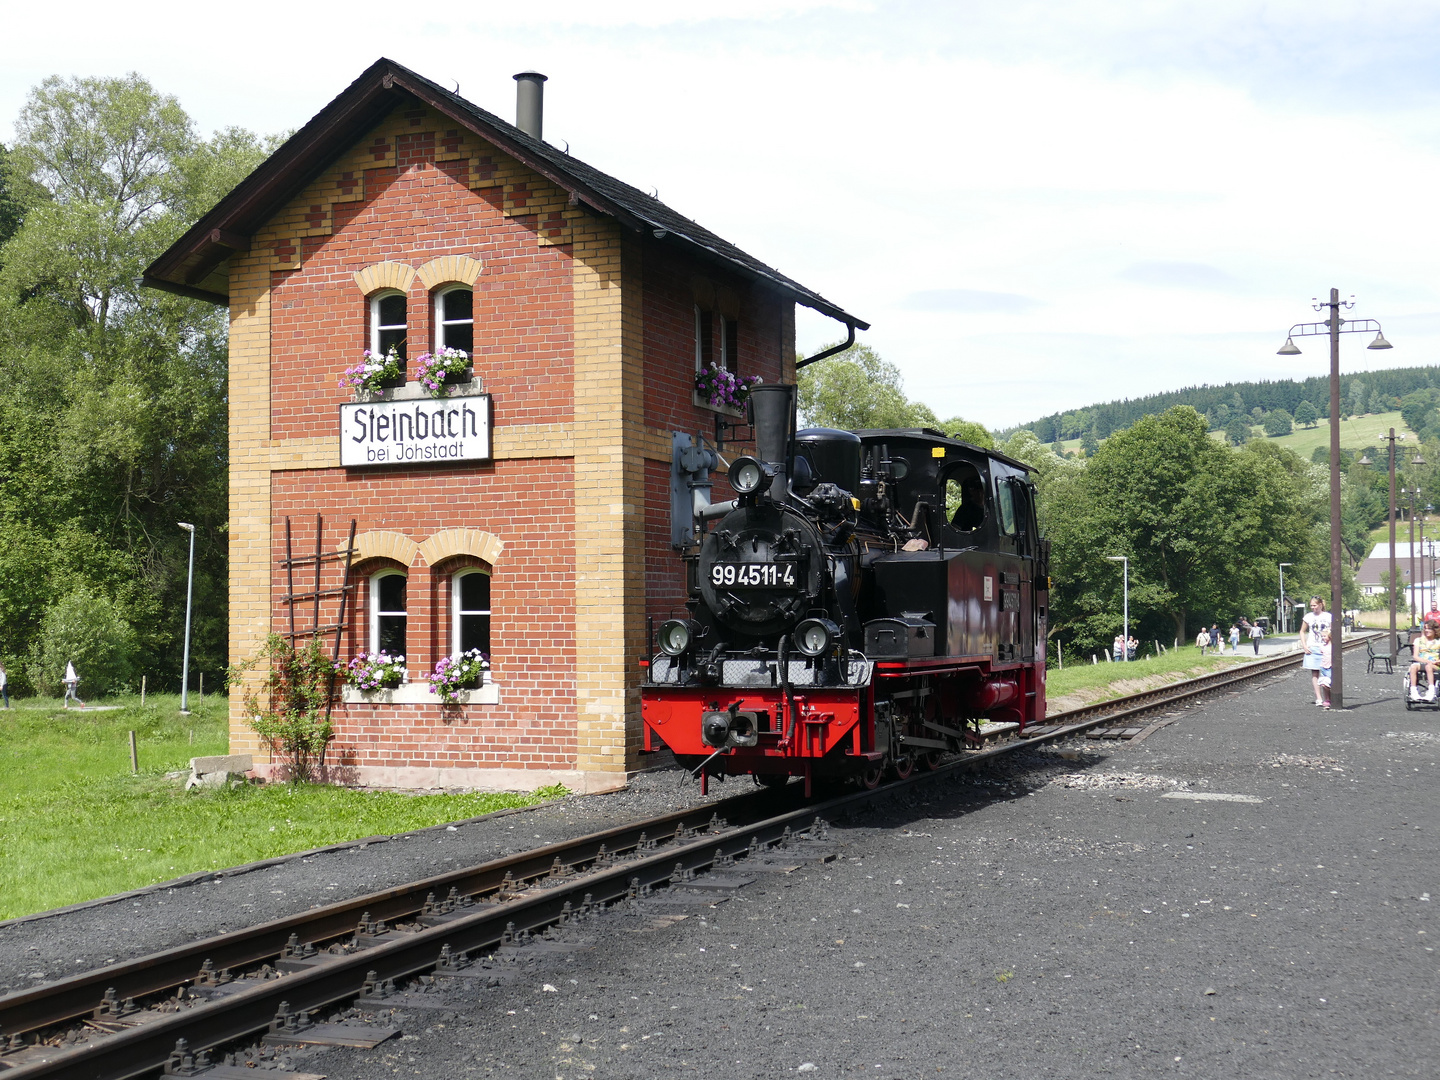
[794,617,842,657]
[728,456,775,495]
[658,618,700,657]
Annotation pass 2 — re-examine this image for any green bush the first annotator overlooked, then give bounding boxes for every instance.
[25,590,136,697]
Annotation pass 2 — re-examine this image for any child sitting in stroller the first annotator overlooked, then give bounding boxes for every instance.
[1409,622,1440,702]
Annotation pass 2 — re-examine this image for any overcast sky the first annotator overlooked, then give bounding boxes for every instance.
[5,1,1439,428]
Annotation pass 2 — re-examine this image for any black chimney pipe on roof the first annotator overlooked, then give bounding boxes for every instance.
[513,71,547,139]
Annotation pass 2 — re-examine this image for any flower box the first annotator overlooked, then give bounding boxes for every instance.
[414,348,473,398]
[341,347,407,394]
[694,363,759,415]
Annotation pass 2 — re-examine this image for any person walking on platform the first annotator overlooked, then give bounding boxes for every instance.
[1249,620,1264,654]
[1197,628,1211,655]
[1113,634,1125,662]
[0,662,8,709]
[1301,596,1332,707]
[1228,624,1241,654]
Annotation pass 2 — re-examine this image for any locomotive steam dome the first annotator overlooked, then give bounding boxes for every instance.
[697,502,825,637]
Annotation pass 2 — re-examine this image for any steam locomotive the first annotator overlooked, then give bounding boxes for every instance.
[641,384,1049,795]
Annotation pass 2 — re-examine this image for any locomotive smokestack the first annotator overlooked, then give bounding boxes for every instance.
[513,71,547,139]
[748,384,797,501]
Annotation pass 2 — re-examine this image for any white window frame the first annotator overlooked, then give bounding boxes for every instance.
[694,304,705,373]
[369,290,407,357]
[451,568,492,659]
[434,285,474,356]
[369,570,408,664]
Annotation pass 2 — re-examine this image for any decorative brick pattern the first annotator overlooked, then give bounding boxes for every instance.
[353,261,418,296]
[418,528,504,566]
[416,254,484,290]
[351,530,421,566]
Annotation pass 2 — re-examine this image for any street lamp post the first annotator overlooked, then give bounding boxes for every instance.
[1279,563,1292,635]
[1106,555,1129,660]
[178,522,196,715]
[1276,288,1392,710]
[1360,429,1402,658]
[1403,487,1422,626]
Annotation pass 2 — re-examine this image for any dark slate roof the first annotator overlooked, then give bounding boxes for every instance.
[143,57,867,330]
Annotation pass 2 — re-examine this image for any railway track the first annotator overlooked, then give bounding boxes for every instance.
[0,638,1361,1079]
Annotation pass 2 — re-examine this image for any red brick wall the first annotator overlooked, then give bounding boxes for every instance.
[270,464,578,773]
[640,242,790,630]
[270,156,573,440]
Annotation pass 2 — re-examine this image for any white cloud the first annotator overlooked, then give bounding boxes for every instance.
[3,1,1439,428]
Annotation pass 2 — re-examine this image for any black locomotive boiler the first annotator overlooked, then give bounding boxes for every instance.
[641,384,1049,794]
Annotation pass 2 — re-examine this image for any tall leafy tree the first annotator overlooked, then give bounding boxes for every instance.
[797,342,993,447]
[1081,407,1322,643]
[0,73,275,693]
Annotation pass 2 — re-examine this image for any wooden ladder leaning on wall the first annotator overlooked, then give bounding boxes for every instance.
[279,514,358,728]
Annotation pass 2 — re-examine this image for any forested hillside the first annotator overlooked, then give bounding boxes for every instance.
[1013,366,1440,445]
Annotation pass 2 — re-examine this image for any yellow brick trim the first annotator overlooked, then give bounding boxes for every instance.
[570,221,647,775]
[227,250,274,764]
[353,261,417,296]
[418,528,504,567]
[416,255,483,290]
[350,530,420,566]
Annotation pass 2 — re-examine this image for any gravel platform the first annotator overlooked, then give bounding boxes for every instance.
[287,663,1433,1079]
[6,660,1438,1079]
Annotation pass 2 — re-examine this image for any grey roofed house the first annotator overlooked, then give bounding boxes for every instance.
[1357,542,1434,596]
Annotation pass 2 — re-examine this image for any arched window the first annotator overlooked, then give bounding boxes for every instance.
[452,570,491,657]
[370,291,407,359]
[370,571,407,657]
[435,287,473,355]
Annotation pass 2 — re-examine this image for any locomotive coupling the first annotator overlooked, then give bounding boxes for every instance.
[701,703,761,748]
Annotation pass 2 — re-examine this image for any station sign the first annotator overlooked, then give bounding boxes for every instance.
[339,395,492,466]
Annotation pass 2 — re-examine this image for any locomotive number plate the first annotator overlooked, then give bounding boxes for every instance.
[711,561,797,588]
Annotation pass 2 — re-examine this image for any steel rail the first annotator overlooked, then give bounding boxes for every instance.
[0,791,787,1038]
[0,636,1366,1077]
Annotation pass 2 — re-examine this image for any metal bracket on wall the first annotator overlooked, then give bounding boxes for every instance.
[671,432,722,549]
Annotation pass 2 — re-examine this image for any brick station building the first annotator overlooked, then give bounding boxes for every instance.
[144,59,864,792]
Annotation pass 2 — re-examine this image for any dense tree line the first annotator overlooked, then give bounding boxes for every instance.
[0,74,278,695]
[1013,366,1440,446]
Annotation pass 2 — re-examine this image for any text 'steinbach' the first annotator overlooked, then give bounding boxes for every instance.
[339,396,493,466]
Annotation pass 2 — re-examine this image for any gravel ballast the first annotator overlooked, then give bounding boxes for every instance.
[4,660,1436,1078]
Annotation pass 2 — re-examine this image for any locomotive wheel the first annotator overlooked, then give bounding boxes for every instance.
[859,762,885,789]
[755,773,791,789]
[890,753,915,780]
[917,750,944,772]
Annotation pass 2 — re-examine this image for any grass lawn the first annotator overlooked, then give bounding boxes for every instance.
[1047,643,1263,707]
[0,693,563,921]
